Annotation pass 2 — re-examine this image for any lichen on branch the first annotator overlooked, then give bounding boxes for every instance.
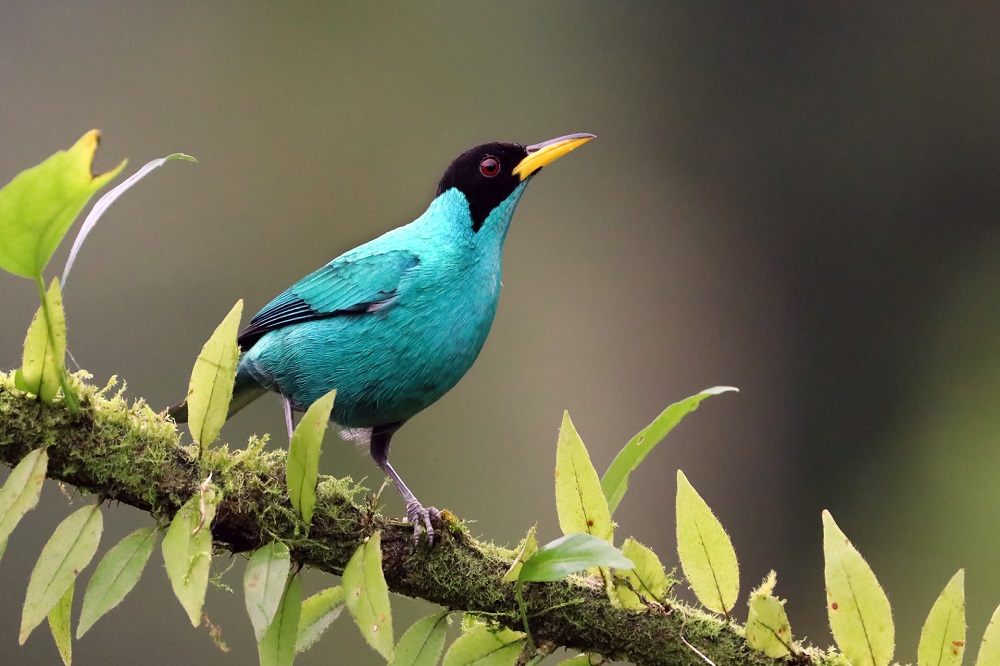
[0,372,841,666]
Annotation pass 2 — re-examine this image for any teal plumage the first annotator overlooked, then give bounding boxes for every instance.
[238,186,526,427]
[171,134,594,542]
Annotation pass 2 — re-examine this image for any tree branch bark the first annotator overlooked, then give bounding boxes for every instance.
[0,374,835,666]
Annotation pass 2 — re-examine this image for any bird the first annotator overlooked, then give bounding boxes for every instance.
[170,133,594,543]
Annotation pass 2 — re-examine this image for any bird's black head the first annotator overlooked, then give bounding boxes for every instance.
[436,142,528,232]
[435,133,595,232]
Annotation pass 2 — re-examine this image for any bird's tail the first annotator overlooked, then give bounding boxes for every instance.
[167,366,267,424]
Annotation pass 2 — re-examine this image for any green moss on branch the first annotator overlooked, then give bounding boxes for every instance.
[0,372,844,666]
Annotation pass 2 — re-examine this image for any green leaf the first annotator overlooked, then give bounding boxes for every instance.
[502,525,539,583]
[48,582,73,665]
[185,300,243,451]
[514,533,631,643]
[162,488,220,626]
[0,448,48,564]
[555,412,613,543]
[978,603,1000,666]
[614,538,668,609]
[13,367,30,392]
[442,623,525,666]
[390,612,450,666]
[258,574,301,666]
[343,531,394,660]
[77,527,157,638]
[20,505,103,644]
[560,656,595,666]
[675,470,739,615]
[602,387,737,515]
[287,389,335,526]
[21,279,67,403]
[745,571,793,658]
[823,510,894,666]
[245,541,292,642]
[0,129,126,279]
[61,154,197,289]
[918,570,965,666]
[518,533,633,583]
[295,586,345,654]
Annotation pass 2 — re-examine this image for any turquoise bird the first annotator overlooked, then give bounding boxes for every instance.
[172,133,594,542]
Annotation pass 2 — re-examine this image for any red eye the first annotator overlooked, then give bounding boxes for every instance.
[479,156,500,177]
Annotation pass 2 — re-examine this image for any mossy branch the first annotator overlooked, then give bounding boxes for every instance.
[0,373,844,666]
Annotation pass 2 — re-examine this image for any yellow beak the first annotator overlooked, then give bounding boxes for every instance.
[512,132,595,181]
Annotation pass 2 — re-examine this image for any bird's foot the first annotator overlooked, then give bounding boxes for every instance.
[404,500,442,546]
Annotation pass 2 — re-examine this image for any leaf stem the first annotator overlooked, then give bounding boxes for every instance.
[515,581,534,649]
[34,277,78,416]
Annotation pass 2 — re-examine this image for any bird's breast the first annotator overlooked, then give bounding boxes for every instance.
[395,260,501,368]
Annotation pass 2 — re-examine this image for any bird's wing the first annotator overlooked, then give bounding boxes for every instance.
[237,249,420,348]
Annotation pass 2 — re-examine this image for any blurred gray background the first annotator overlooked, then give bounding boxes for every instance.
[2,2,999,664]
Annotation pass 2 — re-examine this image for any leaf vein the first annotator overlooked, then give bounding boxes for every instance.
[838,558,877,665]
[693,518,726,613]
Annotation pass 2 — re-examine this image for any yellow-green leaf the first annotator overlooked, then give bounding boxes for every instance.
[258,574,301,666]
[602,386,738,515]
[615,538,668,609]
[77,527,157,638]
[823,510,894,666]
[442,623,525,666]
[344,532,393,660]
[675,470,739,615]
[288,389,335,526]
[555,412,613,543]
[502,525,538,583]
[185,300,243,451]
[390,612,450,666]
[48,582,73,665]
[978,603,1000,666]
[20,505,103,644]
[21,279,67,403]
[245,541,292,642]
[745,571,793,657]
[295,586,345,654]
[162,489,220,626]
[0,448,48,563]
[554,411,616,598]
[0,130,126,279]
[918,570,965,666]
[13,367,30,392]
[560,656,595,666]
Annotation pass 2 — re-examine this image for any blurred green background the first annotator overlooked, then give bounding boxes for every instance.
[2,2,1000,664]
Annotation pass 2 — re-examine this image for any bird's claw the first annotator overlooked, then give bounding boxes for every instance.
[404,500,442,546]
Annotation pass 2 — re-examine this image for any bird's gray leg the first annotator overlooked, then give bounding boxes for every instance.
[370,422,441,545]
[283,396,295,441]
